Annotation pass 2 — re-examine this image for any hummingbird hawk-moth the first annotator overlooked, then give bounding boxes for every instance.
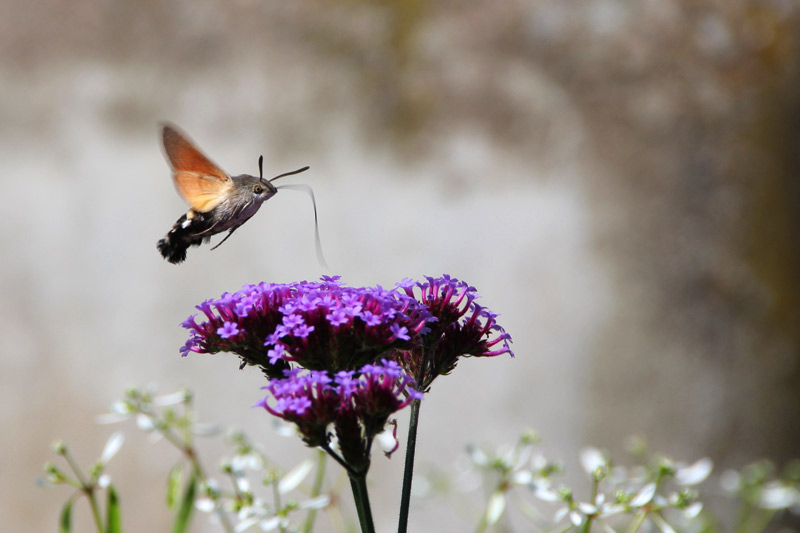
[157,123,321,264]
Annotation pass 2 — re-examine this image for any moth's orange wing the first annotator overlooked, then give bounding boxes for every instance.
[162,124,232,212]
[172,172,233,212]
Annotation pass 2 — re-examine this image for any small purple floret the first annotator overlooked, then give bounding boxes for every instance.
[217,321,240,339]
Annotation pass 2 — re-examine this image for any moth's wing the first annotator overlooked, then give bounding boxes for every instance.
[161,124,232,212]
[172,171,233,212]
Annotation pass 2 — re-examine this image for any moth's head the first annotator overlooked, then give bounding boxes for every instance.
[249,155,310,201]
[233,173,278,203]
[233,155,277,204]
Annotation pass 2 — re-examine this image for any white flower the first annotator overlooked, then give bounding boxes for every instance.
[234,516,259,532]
[530,453,548,471]
[300,495,331,510]
[512,469,533,485]
[154,390,189,406]
[258,516,288,531]
[96,402,132,423]
[231,453,264,471]
[675,458,712,486]
[514,442,533,471]
[759,482,800,509]
[532,481,559,502]
[278,460,313,495]
[195,497,216,512]
[683,502,703,518]
[630,482,657,507]
[135,414,155,431]
[235,476,250,493]
[600,503,625,518]
[485,492,506,525]
[580,447,607,476]
[100,432,124,464]
[466,445,490,467]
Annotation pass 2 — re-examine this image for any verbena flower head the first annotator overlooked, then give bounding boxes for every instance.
[180,276,434,378]
[395,275,514,390]
[256,359,421,472]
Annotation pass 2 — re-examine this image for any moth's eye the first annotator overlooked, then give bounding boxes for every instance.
[253,184,264,194]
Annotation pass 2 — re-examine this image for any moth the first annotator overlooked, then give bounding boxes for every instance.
[157,123,322,264]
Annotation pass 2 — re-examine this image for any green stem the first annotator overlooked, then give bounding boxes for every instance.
[85,488,105,533]
[397,398,421,533]
[748,507,777,533]
[349,473,375,533]
[475,502,491,533]
[153,422,235,533]
[626,509,647,533]
[736,498,752,533]
[61,448,104,532]
[301,450,328,533]
[581,478,599,533]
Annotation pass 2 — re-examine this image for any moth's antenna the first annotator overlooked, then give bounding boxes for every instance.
[258,155,264,182]
[276,183,328,269]
[270,166,310,183]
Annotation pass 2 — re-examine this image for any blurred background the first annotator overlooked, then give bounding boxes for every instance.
[1,0,798,531]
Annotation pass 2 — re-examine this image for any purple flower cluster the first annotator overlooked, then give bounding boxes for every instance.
[180,274,513,472]
[180,276,433,378]
[395,275,514,390]
[257,359,421,472]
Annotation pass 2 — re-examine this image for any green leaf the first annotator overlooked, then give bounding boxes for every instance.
[171,472,197,533]
[105,485,121,533]
[167,465,184,510]
[59,499,73,533]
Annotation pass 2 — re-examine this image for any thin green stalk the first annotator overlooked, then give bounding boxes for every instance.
[736,498,753,533]
[474,499,493,533]
[301,450,328,533]
[143,416,234,533]
[747,507,776,533]
[397,398,421,533]
[85,488,105,533]
[169,441,236,533]
[582,477,599,533]
[61,448,104,532]
[349,474,375,533]
[625,509,647,533]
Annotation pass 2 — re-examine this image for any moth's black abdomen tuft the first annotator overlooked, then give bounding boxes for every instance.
[157,236,189,264]
[157,212,214,264]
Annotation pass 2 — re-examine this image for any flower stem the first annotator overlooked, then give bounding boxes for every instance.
[85,488,104,533]
[626,509,648,533]
[397,397,421,533]
[582,478,599,533]
[301,449,328,533]
[60,447,104,532]
[321,443,357,477]
[147,419,235,533]
[349,473,375,533]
